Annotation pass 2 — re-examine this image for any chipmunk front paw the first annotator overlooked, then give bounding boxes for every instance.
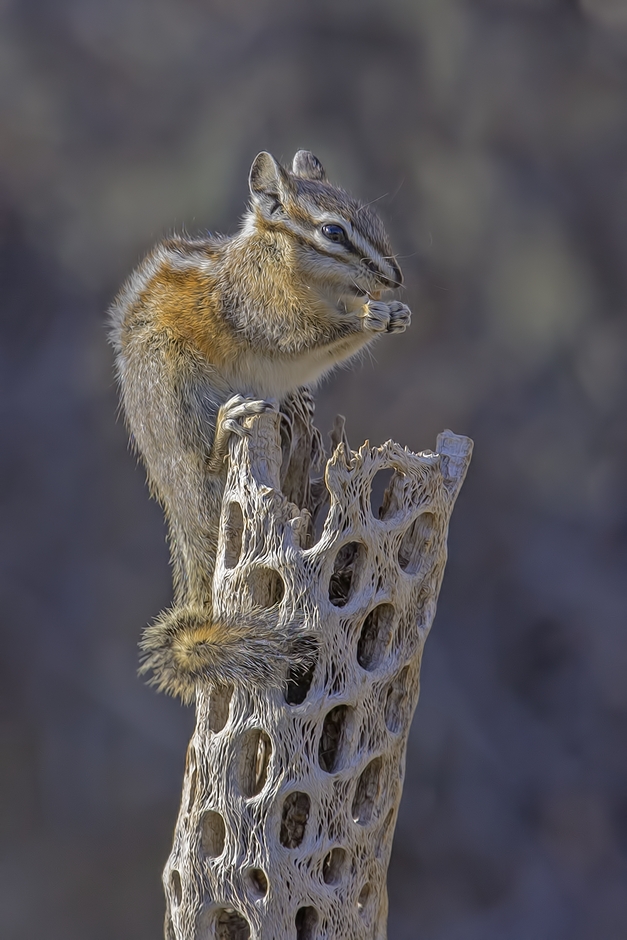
[362,300,411,334]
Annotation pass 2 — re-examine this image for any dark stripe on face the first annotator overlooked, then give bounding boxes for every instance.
[287,229,356,264]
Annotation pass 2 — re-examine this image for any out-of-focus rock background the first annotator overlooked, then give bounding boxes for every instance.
[1,0,626,937]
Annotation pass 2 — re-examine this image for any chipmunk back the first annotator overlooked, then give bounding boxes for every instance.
[110,150,411,702]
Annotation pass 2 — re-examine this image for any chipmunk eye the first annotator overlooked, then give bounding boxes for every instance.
[321,223,348,244]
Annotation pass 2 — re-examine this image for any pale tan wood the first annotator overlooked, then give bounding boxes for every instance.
[162,396,472,940]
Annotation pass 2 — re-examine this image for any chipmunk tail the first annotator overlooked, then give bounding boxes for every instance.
[139,605,315,704]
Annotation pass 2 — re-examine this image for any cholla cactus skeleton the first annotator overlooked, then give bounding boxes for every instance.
[163,401,472,940]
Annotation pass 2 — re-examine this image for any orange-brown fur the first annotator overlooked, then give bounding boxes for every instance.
[109,150,410,702]
[145,267,239,366]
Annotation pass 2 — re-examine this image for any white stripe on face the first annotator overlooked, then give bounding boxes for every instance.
[298,199,398,284]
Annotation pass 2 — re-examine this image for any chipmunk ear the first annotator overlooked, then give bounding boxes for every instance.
[249,152,290,216]
[292,150,327,181]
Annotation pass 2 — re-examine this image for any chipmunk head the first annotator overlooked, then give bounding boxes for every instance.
[247,150,403,297]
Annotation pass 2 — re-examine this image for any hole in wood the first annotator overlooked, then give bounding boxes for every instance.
[200,810,226,858]
[295,905,319,939]
[185,743,196,773]
[384,665,410,733]
[280,792,311,848]
[187,767,197,812]
[370,468,395,518]
[375,807,396,859]
[285,652,317,705]
[357,882,372,915]
[357,604,395,671]
[248,567,285,607]
[352,757,382,825]
[279,410,293,485]
[170,869,182,906]
[322,847,347,885]
[378,468,408,521]
[310,478,331,544]
[246,867,268,898]
[215,908,251,940]
[318,705,354,773]
[224,501,244,568]
[185,745,197,811]
[237,729,272,798]
[398,512,436,575]
[208,684,233,733]
[328,542,366,607]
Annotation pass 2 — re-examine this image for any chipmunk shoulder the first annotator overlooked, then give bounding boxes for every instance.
[109,149,411,703]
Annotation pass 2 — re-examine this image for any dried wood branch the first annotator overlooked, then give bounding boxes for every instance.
[162,396,472,940]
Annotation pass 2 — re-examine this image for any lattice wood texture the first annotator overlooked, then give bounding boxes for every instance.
[163,398,472,940]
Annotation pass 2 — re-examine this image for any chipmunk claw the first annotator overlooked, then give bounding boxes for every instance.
[221,417,250,438]
[362,300,392,333]
[386,301,411,334]
[222,394,276,420]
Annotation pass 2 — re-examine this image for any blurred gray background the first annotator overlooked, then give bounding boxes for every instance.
[1,0,627,938]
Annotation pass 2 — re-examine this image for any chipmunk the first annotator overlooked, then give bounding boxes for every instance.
[109,150,410,703]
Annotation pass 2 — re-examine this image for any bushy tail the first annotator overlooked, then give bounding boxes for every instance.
[139,604,315,704]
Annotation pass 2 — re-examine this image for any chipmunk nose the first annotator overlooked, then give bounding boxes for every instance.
[380,260,402,289]
[389,260,403,288]
[364,257,403,289]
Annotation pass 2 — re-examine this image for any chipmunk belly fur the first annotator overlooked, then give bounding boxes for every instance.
[224,330,374,399]
[110,149,411,703]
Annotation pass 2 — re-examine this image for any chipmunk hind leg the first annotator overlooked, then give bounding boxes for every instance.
[139,605,314,704]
